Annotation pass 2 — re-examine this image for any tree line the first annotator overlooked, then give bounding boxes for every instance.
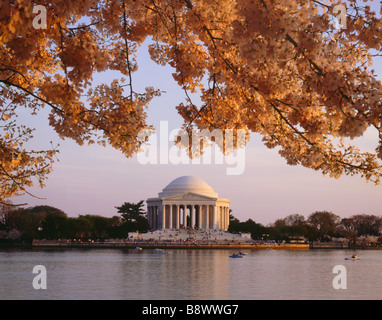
[1,202,381,244]
[228,211,382,243]
[0,201,149,242]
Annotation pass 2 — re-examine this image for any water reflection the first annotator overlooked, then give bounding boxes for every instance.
[1,248,382,299]
[134,250,231,299]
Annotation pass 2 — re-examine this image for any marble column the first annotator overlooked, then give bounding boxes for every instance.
[149,206,153,229]
[222,207,226,230]
[190,205,195,229]
[152,206,155,230]
[201,205,205,229]
[195,205,198,230]
[213,206,217,230]
[226,207,228,230]
[175,205,179,229]
[223,206,226,230]
[155,206,158,230]
[219,206,222,230]
[161,205,165,230]
[183,205,187,228]
[206,205,210,230]
[225,207,227,230]
[169,204,173,229]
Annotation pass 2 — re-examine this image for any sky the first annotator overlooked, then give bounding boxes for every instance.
[14,3,382,226]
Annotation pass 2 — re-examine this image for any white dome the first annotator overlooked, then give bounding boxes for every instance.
[158,176,218,198]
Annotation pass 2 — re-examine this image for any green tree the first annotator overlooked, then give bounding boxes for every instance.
[308,211,340,240]
[338,217,358,239]
[107,215,125,238]
[80,214,111,239]
[73,216,94,239]
[116,201,149,234]
[243,219,268,240]
[35,206,68,239]
[61,217,82,239]
[228,212,241,233]
[351,214,382,236]
[3,207,45,241]
[284,214,306,226]
[116,201,145,223]
[0,201,14,231]
[228,218,268,240]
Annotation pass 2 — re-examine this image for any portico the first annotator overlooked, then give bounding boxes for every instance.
[147,176,230,231]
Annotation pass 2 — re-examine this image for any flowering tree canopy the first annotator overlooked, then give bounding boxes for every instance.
[1,0,382,204]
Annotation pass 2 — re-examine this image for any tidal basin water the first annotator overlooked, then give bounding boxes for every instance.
[1,248,382,300]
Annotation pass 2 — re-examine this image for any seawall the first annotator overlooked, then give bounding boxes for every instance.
[32,240,309,250]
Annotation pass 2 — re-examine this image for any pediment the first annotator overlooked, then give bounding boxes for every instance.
[161,192,218,201]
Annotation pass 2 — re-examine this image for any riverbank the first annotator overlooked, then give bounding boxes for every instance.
[310,241,382,249]
[31,229,311,250]
[5,229,382,251]
[31,240,309,250]
[4,240,382,250]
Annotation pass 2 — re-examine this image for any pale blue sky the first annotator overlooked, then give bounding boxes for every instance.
[14,4,382,225]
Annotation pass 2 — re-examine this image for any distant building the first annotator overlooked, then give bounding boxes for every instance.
[146,176,230,231]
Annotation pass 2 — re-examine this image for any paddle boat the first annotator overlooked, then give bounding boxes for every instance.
[229,253,243,258]
[135,247,143,251]
[162,250,170,254]
[238,251,247,256]
[345,254,359,261]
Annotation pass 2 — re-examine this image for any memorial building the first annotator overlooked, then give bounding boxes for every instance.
[146,176,230,231]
